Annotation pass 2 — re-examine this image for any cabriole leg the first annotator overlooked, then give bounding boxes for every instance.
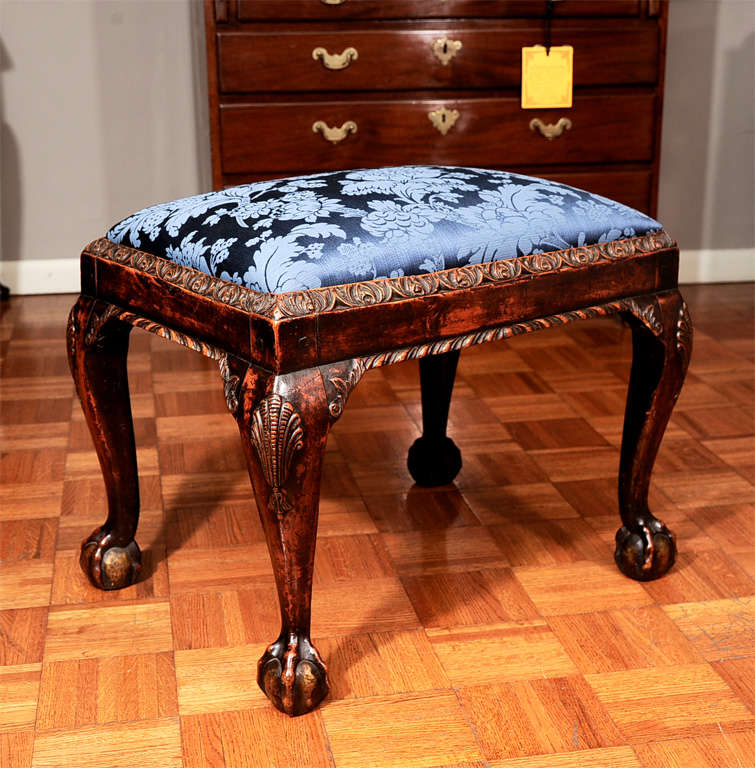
[616,291,692,581]
[233,364,356,716]
[67,297,142,590]
[408,350,462,486]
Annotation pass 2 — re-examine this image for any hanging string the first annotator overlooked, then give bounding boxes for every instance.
[545,0,554,55]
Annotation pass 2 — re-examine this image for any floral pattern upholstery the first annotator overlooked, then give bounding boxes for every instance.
[107,166,661,294]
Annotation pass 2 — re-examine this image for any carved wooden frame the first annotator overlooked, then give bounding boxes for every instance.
[68,230,691,717]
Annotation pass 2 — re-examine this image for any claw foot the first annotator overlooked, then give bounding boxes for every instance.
[258,634,329,716]
[80,527,142,590]
[408,435,462,487]
[615,515,676,581]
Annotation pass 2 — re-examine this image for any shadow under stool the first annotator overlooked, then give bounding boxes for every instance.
[66,166,691,716]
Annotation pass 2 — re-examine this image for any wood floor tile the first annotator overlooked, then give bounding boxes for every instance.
[711,656,755,715]
[0,483,63,521]
[488,746,642,767]
[321,691,483,768]
[462,483,579,524]
[0,665,40,733]
[0,561,53,611]
[30,717,182,768]
[363,489,478,532]
[488,393,577,423]
[529,447,620,482]
[554,477,675,517]
[489,518,608,567]
[684,504,755,553]
[44,602,173,662]
[165,502,263,550]
[170,585,279,650]
[547,605,704,674]
[381,526,508,575]
[457,676,623,760]
[427,621,578,686]
[167,544,275,593]
[506,418,609,451]
[181,708,333,768]
[653,469,755,509]
[585,663,754,742]
[641,551,754,604]
[663,597,755,661]
[0,730,34,768]
[0,608,47,666]
[0,422,69,452]
[312,578,421,636]
[455,449,548,488]
[174,645,269,715]
[35,653,177,730]
[318,629,449,700]
[633,731,755,768]
[0,518,56,561]
[402,568,540,628]
[314,534,397,586]
[514,562,654,616]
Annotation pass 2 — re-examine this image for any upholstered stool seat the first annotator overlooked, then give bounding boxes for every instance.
[105,166,661,292]
[67,165,691,717]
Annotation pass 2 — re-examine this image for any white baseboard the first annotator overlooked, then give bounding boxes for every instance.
[0,258,80,295]
[0,248,752,296]
[678,248,755,284]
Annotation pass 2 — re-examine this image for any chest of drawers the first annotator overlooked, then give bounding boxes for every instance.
[204,0,667,215]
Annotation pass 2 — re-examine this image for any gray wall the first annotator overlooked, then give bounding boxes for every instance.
[1,0,753,290]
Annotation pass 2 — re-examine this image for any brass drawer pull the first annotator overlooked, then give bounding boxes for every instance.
[432,36,462,66]
[312,46,358,71]
[320,0,346,4]
[312,120,358,144]
[529,117,572,140]
[428,107,459,135]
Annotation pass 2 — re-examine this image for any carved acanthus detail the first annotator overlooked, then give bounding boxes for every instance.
[83,304,121,347]
[625,296,663,337]
[326,359,366,419]
[218,355,242,413]
[675,300,693,374]
[250,394,305,519]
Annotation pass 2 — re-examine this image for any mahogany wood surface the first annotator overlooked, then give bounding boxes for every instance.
[236,0,642,21]
[218,22,659,94]
[219,91,656,175]
[206,0,668,218]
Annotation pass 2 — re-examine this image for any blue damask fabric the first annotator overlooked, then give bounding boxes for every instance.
[107,166,661,294]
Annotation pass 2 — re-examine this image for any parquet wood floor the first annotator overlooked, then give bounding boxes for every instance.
[1,284,753,768]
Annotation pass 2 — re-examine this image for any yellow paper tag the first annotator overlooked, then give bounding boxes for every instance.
[521,45,573,109]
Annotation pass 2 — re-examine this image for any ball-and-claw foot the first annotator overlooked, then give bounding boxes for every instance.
[407,435,462,487]
[258,634,329,716]
[80,527,142,590]
[615,515,676,581]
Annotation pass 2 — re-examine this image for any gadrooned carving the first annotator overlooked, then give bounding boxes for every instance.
[83,304,121,347]
[675,300,693,374]
[358,299,645,371]
[250,394,305,520]
[86,231,675,320]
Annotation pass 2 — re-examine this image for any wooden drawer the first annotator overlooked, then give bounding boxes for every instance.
[235,1,642,21]
[218,22,659,93]
[219,92,656,174]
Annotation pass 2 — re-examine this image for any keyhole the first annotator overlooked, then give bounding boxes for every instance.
[443,41,449,55]
[441,113,447,124]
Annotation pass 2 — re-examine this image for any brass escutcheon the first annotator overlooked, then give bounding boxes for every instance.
[428,107,460,135]
[312,120,358,144]
[312,46,359,70]
[432,36,463,66]
[529,117,573,140]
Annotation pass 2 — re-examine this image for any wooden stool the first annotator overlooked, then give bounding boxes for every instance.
[67,166,691,716]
